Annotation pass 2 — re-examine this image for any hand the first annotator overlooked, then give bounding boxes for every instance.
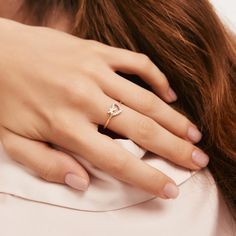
[0,19,208,198]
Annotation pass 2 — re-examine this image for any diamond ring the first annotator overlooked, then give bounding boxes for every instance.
[104,102,123,129]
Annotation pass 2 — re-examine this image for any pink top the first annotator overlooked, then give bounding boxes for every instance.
[0,2,235,234]
[0,139,235,235]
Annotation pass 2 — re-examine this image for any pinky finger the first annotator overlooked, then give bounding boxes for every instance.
[0,128,90,191]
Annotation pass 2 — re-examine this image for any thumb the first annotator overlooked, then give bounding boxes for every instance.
[1,128,90,191]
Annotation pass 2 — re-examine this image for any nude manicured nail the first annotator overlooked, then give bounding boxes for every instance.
[168,88,178,101]
[187,126,202,143]
[163,183,179,199]
[65,173,89,191]
[192,150,209,168]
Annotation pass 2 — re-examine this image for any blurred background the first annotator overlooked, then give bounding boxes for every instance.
[211,0,236,31]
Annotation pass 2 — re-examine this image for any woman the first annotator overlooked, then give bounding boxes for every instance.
[0,0,235,235]
[0,1,206,198]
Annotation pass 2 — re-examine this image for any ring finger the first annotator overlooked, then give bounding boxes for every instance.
[97,71,201,143]
[92,93,209,170]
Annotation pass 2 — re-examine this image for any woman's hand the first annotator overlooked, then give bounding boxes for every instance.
[0,19,208,198]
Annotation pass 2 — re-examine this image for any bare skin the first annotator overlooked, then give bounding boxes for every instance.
[0,2,208,199]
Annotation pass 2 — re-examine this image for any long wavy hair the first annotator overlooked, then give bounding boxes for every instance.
[23,0,236,219]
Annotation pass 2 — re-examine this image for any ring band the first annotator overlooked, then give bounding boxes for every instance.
[104,102,123,129]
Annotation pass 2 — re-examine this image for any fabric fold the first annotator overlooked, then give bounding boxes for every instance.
[0,139,193,211]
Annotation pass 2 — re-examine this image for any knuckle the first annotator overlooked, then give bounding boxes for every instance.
[87,40,109,57]
[141,170,168,196]
[48,113,87,145]
[49,114,85,147]
[150,172,167,191]
[108,155,129,176]
[157,77,168,90]
[88,39,103,50]
[136,90,157,114]
[157,71,168,86]
[40,161,58,182]
[136,118,156,142]
[45,107,72,138]
[50,115,72,138]
[181,116,192,130]
[62,80,90,105]
[87,39,99,46]
[139,54,153,70]
[172,143,192,164]
[80,63,101,79]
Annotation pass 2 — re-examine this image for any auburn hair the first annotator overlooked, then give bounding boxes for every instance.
[23,0,236,219]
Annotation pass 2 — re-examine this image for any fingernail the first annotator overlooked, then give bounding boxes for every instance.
[187,126,202,143]
[163,183,179,199]
[192,150,209,168]
[65,173,89,191]
[168,88,178,102]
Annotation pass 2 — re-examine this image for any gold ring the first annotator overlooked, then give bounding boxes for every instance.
[104,102,123,129]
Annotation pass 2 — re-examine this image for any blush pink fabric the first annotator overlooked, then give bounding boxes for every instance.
[0,1,236,235]
[0,140,235,236]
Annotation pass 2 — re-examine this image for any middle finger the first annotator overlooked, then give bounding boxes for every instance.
[97,71,202,143]
[92,93,209,170]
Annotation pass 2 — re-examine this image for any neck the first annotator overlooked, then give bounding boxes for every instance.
[0,0,24,22]
[0,0,71,32]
